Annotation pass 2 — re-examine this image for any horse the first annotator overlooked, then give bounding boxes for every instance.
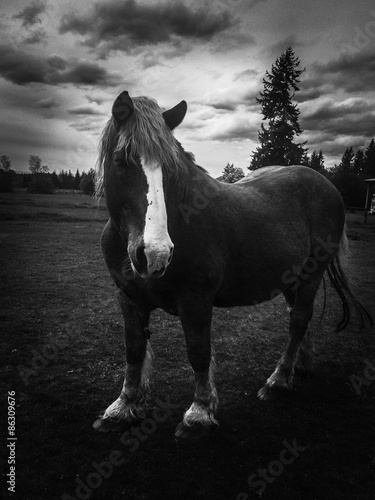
[93,90,372,439]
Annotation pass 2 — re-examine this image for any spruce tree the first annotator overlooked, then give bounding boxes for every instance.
[307,150,325,171]
[50,171,60,188]
[67,170,75,189]
[364,139,375,178]
[352,149,364,176]
[338,147,354,173]
[249,47,307,170]
[74,169,81,190]
[331,146,366,207]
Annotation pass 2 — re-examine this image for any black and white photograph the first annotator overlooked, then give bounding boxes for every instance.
[1,1,374,499]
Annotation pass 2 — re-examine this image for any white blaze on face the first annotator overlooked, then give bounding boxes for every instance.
[141,157,174,275]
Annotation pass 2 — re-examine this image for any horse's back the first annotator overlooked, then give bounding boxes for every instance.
[232,165,344,228]
[211,165,345,305]
[236,165,289,183]
[235,165,331,190]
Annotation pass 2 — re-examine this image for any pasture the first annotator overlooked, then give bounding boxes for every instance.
[1,191,374,500]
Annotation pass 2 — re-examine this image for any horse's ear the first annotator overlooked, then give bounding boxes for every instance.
[112,91,134,127]
[163,100,187,130]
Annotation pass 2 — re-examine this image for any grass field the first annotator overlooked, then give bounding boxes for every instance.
[1,191,374,500]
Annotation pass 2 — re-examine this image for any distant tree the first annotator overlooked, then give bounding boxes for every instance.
[59,170,67,188]
[29,155,41,173]
[28,155,53,193]
[249,47,307,170]
[352,149,365,176]
[79,169,96,195]
[67,170,75,189]
[21,173,32,188]
[338,147,354,173]
[29,155,49,174]
[306,150,325,171]
[363,138,375,178]
[329,147,366,206]
[57,170,72,189]
[50,171,60,188]
[221,163,245,183]
[330,170,365,207]
[27,175,54,194]
[0,155,11,171]
[0,155,13,192]
[74,169,81,190]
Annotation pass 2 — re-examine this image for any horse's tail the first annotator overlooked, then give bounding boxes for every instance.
[326,227,373,332]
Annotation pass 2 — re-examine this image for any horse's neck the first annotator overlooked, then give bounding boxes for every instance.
[166,162,219,203]
[164,161,224,227]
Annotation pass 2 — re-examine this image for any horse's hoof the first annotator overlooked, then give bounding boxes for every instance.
[257,383,290,401]
[174,421,218,440]
[93,417,132,433]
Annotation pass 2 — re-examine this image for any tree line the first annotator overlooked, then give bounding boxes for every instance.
[2,50,374,208]
[0,154,96,195]
[220,47,374,208]
[221,139,375,207]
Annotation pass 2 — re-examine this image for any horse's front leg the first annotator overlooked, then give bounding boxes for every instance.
[93,291,151,432]
[175,296,219,439]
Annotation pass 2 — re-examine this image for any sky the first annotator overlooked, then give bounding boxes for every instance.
[1,0,375,177]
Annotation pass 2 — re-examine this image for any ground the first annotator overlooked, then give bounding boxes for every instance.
[0,191,374,500]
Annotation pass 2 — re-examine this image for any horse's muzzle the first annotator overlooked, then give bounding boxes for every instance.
[132,243,174,278]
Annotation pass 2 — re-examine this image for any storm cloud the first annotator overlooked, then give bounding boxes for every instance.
[310,50,375,94]
[13,0,46,27]
[0,45,122,87]
[23,28,48,45]
[59,0,234,57]
[302,100,375,139]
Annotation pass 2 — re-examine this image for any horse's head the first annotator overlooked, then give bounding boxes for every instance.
[98,91,187,279]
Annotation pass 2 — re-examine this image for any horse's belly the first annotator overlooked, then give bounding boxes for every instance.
[213,282,283,307]
[213,253,303,307]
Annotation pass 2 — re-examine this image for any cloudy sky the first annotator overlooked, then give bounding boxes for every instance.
[1,0,375,177]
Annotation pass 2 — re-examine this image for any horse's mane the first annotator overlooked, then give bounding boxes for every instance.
[95,96,207,197]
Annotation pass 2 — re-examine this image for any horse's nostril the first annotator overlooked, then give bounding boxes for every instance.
[168,247,174,263]
[152,266,165,276]
[135,245,146,266]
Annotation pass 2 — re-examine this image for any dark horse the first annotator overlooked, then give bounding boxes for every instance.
[93,91,371,438]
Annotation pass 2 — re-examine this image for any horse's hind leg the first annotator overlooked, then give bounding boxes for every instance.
[295,329,315,372]
[282,289,315,372]
[258,279,321,400]
[93,291,151,432]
